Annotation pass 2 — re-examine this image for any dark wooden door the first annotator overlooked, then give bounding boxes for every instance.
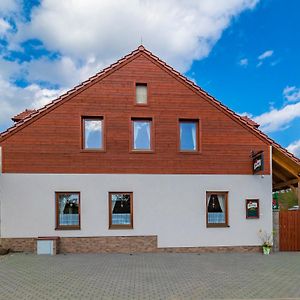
[279,211,300,251]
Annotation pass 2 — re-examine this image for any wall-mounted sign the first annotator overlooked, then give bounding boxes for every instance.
[252,151,264,174]
[246,199,259,219]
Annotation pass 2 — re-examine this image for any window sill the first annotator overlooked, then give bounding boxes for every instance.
[134,103,148,106]
[206,224,230,228]
[55,226,81,230]
[109,225,133,230]
[80,149,106,153]
[130,150,155,154]
[178,150,200,154]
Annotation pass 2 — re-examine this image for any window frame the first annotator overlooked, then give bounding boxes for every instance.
[108,192,133,229]
[81,116,105,151]
[206,191,229,228]
[178,118,200,153]
[55,191,81,230]
[130,117,154,153]
[135,82,148,106]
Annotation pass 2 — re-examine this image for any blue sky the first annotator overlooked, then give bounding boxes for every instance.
[0,0,299,157]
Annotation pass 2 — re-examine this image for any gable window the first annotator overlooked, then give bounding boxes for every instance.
[136,83,147,104]
[206,192,228,227]
[179,119,199,151]
[56,192,80,230]
[132,118,152,151]
[82,117,103,150]
[109,192,133,229]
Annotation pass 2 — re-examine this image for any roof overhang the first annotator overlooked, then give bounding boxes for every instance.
[272,147,300,204]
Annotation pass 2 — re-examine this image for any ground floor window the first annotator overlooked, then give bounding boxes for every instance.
[109,192,133,229]
[55,192,80,230]
[206,191,228,227]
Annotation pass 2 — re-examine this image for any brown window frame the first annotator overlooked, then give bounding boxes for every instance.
[109,192,133,229]
[130,118,154,152]
[82,116,105,151]
[206,191,229,228]
[178,119,200,153]
[135,82,148,106]
[55,192,81,230]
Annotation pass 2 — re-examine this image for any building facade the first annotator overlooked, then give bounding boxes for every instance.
[0,46,277,253]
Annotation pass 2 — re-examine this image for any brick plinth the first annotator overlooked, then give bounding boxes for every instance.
[0,238,36,252]
[0,236,260,254]
[60,236,157,253]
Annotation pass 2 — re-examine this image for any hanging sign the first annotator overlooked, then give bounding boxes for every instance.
[252,151,264,174]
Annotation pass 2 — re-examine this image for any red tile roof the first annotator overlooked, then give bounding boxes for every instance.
[11,109,36,123]
[241,116,260,128]
[0,45,299,165]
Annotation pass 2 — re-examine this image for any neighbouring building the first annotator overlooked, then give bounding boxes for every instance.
[0,46,299,253]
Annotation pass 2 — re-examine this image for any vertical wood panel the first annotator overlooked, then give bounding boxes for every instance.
[279,211,300,251]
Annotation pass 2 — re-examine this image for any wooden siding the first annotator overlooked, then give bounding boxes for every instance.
[0,54,270,174]
[279,210,300,251]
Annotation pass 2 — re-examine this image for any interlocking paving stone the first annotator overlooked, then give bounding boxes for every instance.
[0,252,300,299]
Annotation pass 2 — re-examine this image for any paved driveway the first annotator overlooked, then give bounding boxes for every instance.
[0,252,300,299]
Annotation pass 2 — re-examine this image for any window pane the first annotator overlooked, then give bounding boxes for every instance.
[111,193,131,225]
[136,84,147,104]
[207,194,226,224]
[58,193,79,226]
[180,122,197,151]
[84,119,102,149]
[133,120,151,150]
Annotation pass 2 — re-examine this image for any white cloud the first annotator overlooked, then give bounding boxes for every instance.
[0,0,19,14]
[287,140,300,158]
[283,86,300,102]
[0,0,260,132]
[258,50,273,60]
[0,18,10,35]
[0,75,62,130]
[256,50,274,67]
[253,102,300,133]
[23,55,104,87]
[239,58,248,66]
[12,0,259,73]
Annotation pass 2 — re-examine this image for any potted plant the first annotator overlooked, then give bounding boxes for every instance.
[258,229,273,255]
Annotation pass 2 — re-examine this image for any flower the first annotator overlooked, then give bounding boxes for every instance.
[258,229,273,248]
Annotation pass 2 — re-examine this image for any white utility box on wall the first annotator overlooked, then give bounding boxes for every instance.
[36,237,59,255]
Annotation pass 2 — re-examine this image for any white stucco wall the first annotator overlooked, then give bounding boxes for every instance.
[0,174,272,247]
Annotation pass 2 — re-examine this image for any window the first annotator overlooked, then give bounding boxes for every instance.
[132,118,152,151]
[206,192,228,227]
[179,119,199,151]
[109,192,133,229]
[82,117,103,150]
[56,192,80,230]
[136,83,147,104]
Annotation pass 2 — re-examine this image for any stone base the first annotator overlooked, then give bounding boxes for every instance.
[1,238,36,252]
[0,236,261,254]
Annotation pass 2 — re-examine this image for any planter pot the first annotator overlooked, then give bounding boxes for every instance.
[263,246,271,255]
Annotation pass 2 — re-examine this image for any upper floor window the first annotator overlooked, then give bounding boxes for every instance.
[83,117,103,150]
[179,119,199,152]
[136,83,147,105]
[56,192,80,230]
[132,118,152,151]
